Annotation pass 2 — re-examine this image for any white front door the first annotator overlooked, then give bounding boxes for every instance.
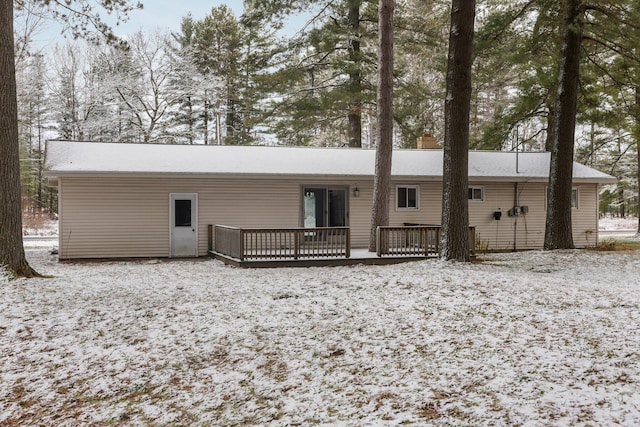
[170,193,198,257]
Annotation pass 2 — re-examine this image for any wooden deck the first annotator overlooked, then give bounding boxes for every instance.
[209,248,430,268]
[208,224,475,268]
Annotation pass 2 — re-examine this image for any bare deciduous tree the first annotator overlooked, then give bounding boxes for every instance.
[1,0,141,277]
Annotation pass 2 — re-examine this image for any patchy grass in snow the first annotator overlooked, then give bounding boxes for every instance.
[590,239,640,251]
[1,249,640,425]
[21,214,58,237]
[0,266,12,283]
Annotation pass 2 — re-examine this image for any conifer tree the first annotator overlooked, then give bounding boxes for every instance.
[252,0,376,147]
[186,5,275,145]
[369,0,394,251]
[440,0,476,262]
[544,0,585,250]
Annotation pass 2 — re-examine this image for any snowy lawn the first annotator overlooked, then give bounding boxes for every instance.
[2,249,640,426]
[599,216,638,231]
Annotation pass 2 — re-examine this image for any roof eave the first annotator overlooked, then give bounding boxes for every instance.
[43,170,617,185]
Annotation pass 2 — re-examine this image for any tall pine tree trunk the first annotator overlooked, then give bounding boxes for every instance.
[347,0,362,148]
[368,0,394,251]
[203,95,209,144]
[545,102,555,151]
[635,86,640,234]
[440,0,476,262]
[0,1,39,277]
[544,0,584,250]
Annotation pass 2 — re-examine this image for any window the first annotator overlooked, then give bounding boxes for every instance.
[545,187,578,209]
[468,186,484,202]
[174,199,192,227]
[397,186,419,209]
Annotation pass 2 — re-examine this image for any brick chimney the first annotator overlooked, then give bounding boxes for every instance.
[416,133,438,149]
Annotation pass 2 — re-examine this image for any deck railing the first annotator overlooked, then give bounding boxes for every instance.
[210,224,475,263]
[376,225,476,257]
[212,225,243,259]
[212,225,350,261]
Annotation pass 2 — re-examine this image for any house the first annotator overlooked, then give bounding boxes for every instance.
[44,140,616,260]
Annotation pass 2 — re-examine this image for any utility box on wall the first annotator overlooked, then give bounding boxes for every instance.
[508,205,528,216]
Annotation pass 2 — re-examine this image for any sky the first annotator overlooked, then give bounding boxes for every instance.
[29,0,249,47]
[109,0,245,32]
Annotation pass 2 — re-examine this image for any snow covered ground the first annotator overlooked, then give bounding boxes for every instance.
[22,217,58,237]
[1,248,640,425]
[598,217,639,241]
[599,216,638,231]
[21,215,640,236]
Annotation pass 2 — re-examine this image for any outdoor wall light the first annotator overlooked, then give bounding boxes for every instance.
[354,187,360,197]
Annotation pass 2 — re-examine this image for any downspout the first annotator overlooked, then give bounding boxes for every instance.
[514,126,519,251]
[596,183,600,246]
[513,182,519,252]
[515,125,519,173]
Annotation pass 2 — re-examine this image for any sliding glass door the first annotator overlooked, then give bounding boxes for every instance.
[303,187,348,228]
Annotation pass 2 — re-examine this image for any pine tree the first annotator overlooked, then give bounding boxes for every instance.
[440,0,476,262]
[369,0,394,251]
[392,0,450,147]
[468,0,562,151]
[192,6,245,145]
[544,0,585,250]
[168,15,210,144]
[253,0,377,147]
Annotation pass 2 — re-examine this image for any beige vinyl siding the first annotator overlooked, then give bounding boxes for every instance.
[58,176,299,259]
[56,175,600,259]
[572,184,599,248]
[468,182,598,250]
[59,177,170,259]
[384,180,546,250]
[384,180,599,251]
[343,180,373,248]
[470,181,546,251]
[389,181,442,226]
[58,176,374,259]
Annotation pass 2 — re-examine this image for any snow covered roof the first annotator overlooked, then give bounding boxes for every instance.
[44,140,616,183]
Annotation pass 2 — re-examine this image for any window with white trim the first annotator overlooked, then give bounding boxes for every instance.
[468,186,484,202]
[396,186,419,210]
[545,187,579,209]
